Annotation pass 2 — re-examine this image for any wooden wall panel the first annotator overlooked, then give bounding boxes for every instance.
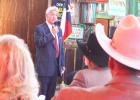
[0,0,29,40]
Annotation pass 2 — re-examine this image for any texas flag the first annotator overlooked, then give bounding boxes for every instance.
[61,0,72,41]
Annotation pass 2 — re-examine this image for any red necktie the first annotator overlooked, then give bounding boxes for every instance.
[55,35,59,58]
[52,25,59,58]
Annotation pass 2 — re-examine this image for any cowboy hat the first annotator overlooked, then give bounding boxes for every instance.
[77,33,109,67]
[95,15,140,70]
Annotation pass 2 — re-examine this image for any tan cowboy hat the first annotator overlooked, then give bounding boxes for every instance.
[95,15,140,70]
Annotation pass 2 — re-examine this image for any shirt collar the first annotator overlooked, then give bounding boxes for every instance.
[46,21,53,30]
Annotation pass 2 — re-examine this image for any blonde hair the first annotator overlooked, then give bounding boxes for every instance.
[0,34,39,99]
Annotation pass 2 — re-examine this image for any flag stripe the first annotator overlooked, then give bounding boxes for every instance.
[56,0,72,40]
[64,20,72,40]
[60,8,66,36]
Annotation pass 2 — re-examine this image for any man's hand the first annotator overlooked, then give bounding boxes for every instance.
[61,66,65,76]
[52,25,59,37]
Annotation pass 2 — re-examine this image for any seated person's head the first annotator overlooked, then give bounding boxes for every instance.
[77,33,109,69]
[0,34,39,99]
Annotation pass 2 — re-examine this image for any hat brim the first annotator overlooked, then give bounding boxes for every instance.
[95,23,140,70]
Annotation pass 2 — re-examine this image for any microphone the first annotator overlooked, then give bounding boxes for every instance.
[54,20,61,26]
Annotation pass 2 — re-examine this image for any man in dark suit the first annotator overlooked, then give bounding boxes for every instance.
[34,6,65,100]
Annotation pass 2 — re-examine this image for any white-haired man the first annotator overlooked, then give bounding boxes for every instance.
[34,6,65,100]
[53,15,140,100]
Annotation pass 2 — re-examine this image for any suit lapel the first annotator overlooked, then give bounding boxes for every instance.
[43,22,56,49]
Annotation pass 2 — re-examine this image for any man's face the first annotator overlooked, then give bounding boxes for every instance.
[46,11,58,24]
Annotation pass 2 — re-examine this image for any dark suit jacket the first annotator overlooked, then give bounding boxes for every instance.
[34,22,65,76]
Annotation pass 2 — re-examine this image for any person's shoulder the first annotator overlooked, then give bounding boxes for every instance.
[80,69,92,73]
[73,70,84,78]
[76,69,85,75]
[74,69,90,78]
[36,22,47,28]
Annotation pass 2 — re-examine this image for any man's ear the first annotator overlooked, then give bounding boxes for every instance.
[108,57,113,70]
[109,57,120,77]
[108,57,115,76]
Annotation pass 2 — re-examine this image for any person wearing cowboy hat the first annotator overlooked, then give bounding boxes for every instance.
[69,33,112,88]
[52,15,140,100]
